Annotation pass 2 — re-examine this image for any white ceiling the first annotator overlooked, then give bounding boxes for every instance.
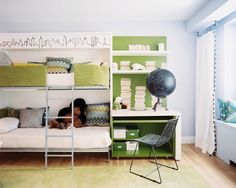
[0,0,209,22]
[71,0,210,21]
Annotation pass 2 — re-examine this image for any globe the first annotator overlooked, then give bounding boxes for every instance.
[146,68,176,110]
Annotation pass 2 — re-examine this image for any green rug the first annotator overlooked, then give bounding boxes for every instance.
[0,166,210,188]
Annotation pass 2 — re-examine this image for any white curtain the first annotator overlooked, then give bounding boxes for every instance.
[195,31,215,154]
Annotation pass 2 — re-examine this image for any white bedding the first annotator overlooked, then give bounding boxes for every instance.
[0,126,111,149]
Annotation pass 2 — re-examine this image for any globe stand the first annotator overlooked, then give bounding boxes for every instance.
[152,98,168,111]
[152,98,160,111]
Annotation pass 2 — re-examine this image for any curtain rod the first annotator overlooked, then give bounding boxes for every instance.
[196,10,236,37]
[196,21,218,37]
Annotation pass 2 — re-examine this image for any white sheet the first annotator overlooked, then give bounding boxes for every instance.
[0,126,111,149]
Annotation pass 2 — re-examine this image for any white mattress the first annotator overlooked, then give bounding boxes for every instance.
[0,127,111,149]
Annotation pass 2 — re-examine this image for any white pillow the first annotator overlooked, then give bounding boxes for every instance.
[0,117,19,133]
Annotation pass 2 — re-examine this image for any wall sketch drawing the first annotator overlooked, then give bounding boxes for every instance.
[0,33,111,49]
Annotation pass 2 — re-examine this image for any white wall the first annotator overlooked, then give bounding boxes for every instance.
[216,21,236,99]
[0,21,196,138]
[0,93,8,108]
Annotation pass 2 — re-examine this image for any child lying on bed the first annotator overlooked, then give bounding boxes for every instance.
[49,98,87,129]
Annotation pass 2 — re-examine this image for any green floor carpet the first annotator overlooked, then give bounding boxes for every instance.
[0,165,210,188]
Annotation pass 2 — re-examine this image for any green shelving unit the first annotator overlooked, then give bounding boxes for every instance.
[112,144,173,158]
[111,115,176,158]
[111,36,179,158]
[112,36,168,108]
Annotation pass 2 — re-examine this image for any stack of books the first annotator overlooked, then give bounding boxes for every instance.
[120,61,130,70]
[120,78,131,109]
[134,86,146,111]
[145,61,156,71]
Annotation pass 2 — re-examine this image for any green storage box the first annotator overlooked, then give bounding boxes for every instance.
[0,65,47,87]
[113,142,126,151]
[73,64,109,86]
[126,128,139,139]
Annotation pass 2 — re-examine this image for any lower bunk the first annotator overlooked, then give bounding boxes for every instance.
[0,126,112,162]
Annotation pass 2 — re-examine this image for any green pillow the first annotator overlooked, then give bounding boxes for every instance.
[7,107,21,119]
[0,108,7,118]
[228,99,236,113]
[217,98,229,121]
[225,112,236,123]
[225,100,236,123]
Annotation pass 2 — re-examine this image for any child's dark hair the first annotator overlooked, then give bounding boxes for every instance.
[70,98,87,112]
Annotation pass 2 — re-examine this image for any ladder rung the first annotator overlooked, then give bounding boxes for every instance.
[46,154,73,157]
[47,86,74,90]
[45,116,73,119]
[47,135,72,138]
[46,135,72,137]
[47,97,73,100]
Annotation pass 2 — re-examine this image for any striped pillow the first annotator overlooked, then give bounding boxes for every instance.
[86,103,110,126]
[46,57,73,72]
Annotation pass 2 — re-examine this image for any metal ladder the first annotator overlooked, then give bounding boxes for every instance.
[45,86,74,169]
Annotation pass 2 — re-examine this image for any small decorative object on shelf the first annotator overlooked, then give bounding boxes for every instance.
[113,97,123,110]
[146,68,176,111]
[131,63,146,70]
[158,43,165,51]
[113,96,128,110]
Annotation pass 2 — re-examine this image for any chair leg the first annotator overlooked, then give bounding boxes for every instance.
[148,146,152,162]
[149,142,178,170]
[168,142,178,170]
[151,146,162,184]
[129,141,138,173]
[129,144,162,184]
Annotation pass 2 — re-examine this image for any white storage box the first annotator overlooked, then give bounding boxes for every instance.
[120,61,131,66]
[47,73,74,86]
[114,127,127,139]
[126,141,139,150]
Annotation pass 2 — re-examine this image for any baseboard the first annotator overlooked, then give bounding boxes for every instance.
[182,136,195,144]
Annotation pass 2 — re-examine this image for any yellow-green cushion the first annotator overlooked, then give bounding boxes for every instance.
[73,64,109,86]
[0,66,47,86]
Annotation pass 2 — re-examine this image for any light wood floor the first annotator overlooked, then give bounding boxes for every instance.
[0,144,235,188]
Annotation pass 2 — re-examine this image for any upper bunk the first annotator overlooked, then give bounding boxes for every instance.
[0,32,112,90]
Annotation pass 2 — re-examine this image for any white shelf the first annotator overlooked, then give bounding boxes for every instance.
[74,86,109,90]
[0,87,46,91]
[111,108,181,117]
[112,70,153,74]
[0,86,109,91]
[48,86,109,90]
[112,50,169,56]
